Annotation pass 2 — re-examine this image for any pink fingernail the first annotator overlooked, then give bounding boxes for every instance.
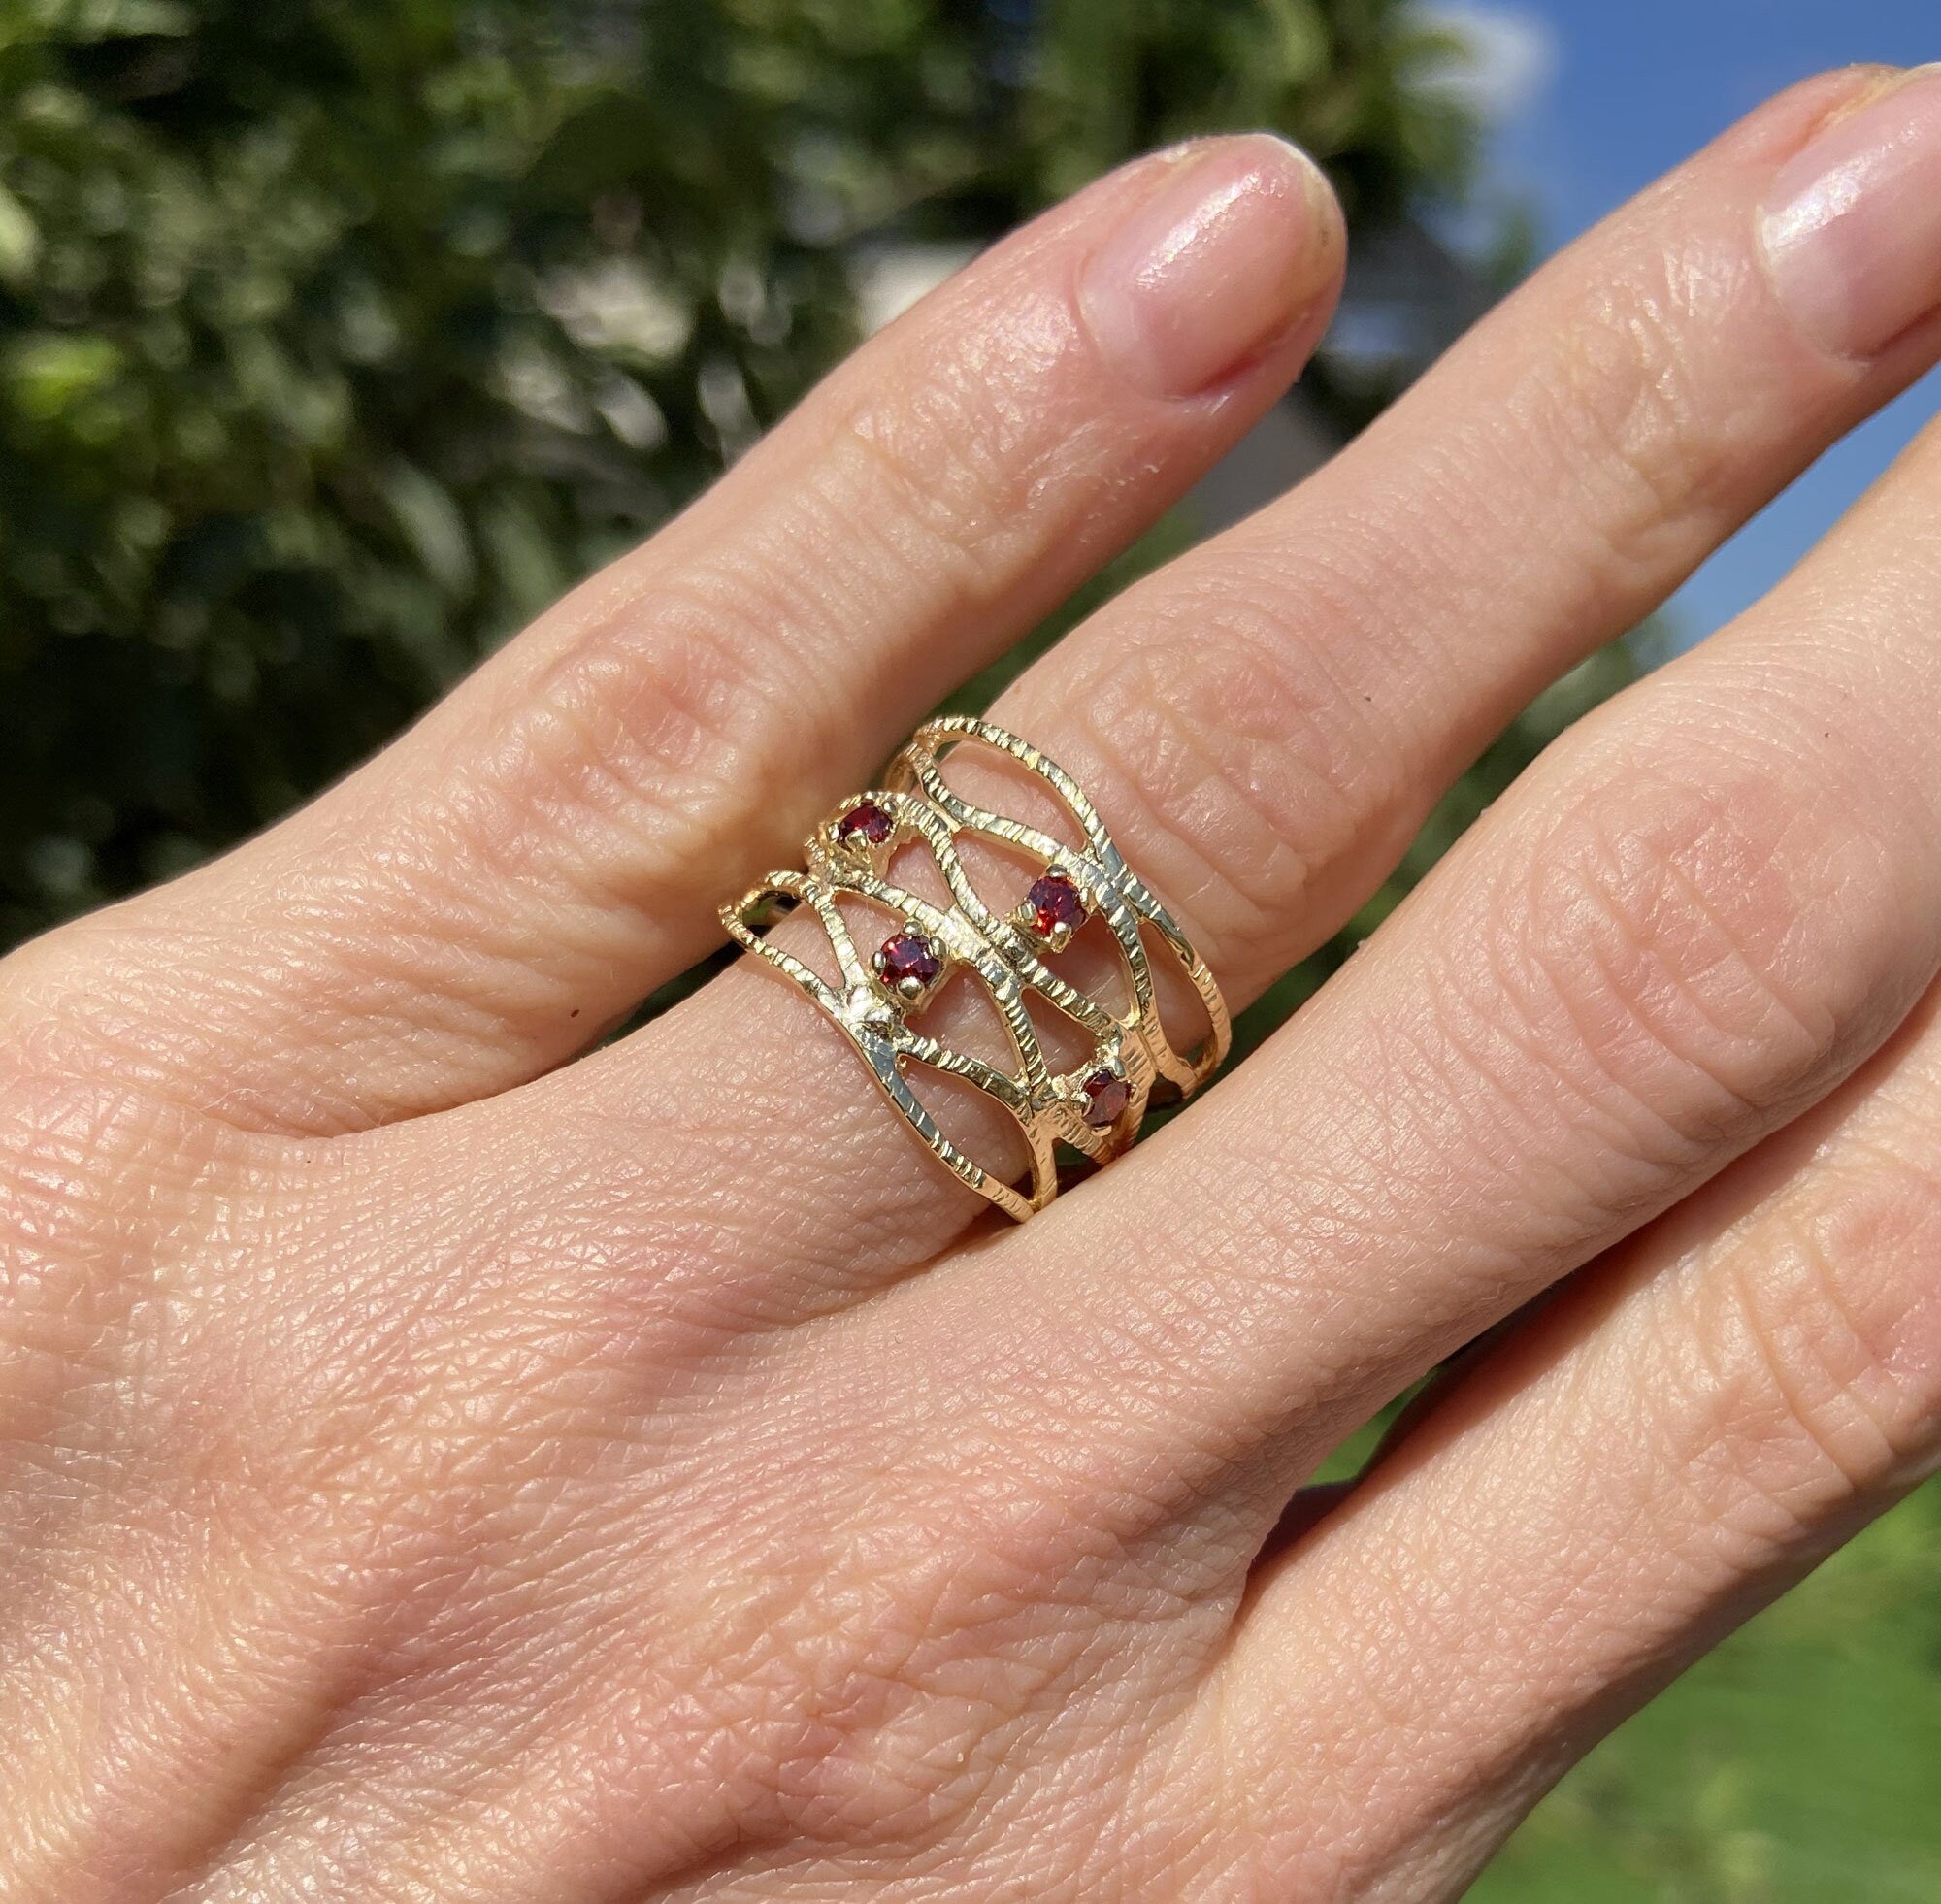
[1079,135,1339,400]
[1761,67,1941,359]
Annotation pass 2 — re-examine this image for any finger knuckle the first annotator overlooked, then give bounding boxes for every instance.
[1528,261,1731,590]
[1487,736,1910,1148]
[489,574,839,902]
[1683,1153,1941,1511]
[834,310,1092,602]
[479,328,1096,898]
[1071,581,1400,961]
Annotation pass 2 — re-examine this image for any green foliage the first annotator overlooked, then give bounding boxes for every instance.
[0,0,1471,941]
[1478,1485,1941,1904]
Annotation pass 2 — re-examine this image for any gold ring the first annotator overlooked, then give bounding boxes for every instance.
[720,717,1230,1221]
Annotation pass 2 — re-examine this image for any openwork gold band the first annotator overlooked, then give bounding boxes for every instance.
[719,717,1231,1221]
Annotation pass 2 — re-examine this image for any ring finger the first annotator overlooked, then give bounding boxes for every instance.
[949,96,1941,1578]
[539,64,1941,1291]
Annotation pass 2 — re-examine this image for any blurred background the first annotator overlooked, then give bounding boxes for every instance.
[0,2,1934,1895]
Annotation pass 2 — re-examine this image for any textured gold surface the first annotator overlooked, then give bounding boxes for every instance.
[720,717,1231,1221]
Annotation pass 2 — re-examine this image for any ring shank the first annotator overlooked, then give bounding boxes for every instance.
[720,718,1230,1219]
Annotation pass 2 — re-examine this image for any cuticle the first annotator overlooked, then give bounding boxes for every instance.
[1801,62,1941,144]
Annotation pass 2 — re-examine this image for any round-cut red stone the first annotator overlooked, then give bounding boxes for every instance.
[1080,1067,1131,1128]
[1027,871,1086,936]
[877,930,942,989]
[836,800,894,847]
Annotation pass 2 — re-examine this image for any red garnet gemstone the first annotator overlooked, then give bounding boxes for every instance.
[876,931,943,990]
[1080,1067,1131,1128]
[1027,871,1086,936]
[835,800,894,847]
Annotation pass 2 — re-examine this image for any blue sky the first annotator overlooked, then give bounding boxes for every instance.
[1445,0,1938,648]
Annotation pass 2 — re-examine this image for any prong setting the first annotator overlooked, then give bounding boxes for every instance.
[832,798,897,855]
[1074,1061,1132,1130]
[1015,867,1088,953]
[872,929,945,1007]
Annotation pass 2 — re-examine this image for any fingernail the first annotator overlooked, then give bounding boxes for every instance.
[1761,66,1941,358]
[1080,135,1339,399]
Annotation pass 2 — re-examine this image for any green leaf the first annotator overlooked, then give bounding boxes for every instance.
[6,331,121,419]
[380,461,475,599]
[0,181,40,282]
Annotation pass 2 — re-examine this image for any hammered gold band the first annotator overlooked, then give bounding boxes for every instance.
[719,717,1231,1221]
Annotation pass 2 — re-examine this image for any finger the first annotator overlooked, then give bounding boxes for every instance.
[558,66,1941,1282]
[988,323,1941,1564]
[9,134,1343,1133]
[1207,980,1941,1902]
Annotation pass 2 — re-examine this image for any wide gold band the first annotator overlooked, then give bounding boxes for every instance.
[719,717,1231,1221]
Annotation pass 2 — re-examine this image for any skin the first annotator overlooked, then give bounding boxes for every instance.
[5,65,1941,1902]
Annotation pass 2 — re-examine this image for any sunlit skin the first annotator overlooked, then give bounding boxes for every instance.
[6,65,1941,1902]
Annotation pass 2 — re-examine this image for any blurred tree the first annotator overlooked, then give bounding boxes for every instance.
[0,0,1476,942]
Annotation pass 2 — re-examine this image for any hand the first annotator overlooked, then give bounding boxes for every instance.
[8,65,1941,1902]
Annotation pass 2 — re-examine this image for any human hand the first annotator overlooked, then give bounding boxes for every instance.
[8,65,1941,1902]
